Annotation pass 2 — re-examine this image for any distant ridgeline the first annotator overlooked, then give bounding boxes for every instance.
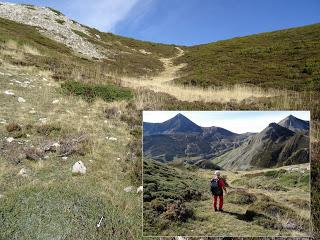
[143,114,309,170]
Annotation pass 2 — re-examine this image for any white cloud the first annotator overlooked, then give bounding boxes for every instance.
[66,0,142,31]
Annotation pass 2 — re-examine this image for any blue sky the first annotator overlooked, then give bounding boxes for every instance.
[143,111,310,134]
[5,0,320,45]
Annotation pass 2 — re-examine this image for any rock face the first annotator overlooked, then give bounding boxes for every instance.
[0,2,105,59]
[72,161,86,175]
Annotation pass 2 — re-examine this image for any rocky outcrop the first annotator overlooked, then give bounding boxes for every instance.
[0,2,105,59]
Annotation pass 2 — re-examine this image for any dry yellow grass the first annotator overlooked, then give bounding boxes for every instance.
[123,78,277,102]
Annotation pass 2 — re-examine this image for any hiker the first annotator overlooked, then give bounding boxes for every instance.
[210,170,227,212]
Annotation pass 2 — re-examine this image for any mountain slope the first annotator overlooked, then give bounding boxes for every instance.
[213,121,309,170]
[0,2,178,80]
[143,114,251,163]
[174,23,320,91]
[143,113,203,136]
[278,114,310,133]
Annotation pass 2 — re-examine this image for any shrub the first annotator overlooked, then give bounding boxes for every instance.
[61,81,133,102]
[226,189,257,205]
[6,122,22,132]
[36,124,61,136]
[104,106,119,119]
[55,19,65,25]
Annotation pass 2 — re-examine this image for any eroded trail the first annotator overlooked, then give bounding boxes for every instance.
[150,47,186,83]
[122,47,275,103]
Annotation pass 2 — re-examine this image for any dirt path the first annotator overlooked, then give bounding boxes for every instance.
[122,47,274,103]
[150,47,186,83]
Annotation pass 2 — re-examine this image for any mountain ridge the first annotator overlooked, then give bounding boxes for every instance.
[144,114,309,170]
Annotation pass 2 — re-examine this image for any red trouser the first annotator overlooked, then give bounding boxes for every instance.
[212,195,223,209]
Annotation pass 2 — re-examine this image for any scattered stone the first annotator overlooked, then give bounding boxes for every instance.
[6,137,14,143]
[72,161,86,175]
[124,186,133,193]
[137,186,143,193]
[18,97,26,103]
[52,99,59,104]
[4,90,15,96]
[18,168,28,177]
[0,118,7,124]
[106,137,117,141]
[39,118,47,123]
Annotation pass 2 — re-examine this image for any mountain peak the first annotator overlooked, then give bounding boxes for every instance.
[278,115,309,133]
[143,114,203,136]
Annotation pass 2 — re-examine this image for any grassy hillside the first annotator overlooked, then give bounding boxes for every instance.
[0,62,142,239]
[143,160,311,237]
[174,23,320,91]
[0,16,177,82]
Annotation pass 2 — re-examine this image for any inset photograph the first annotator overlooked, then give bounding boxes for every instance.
[143,111,311,237]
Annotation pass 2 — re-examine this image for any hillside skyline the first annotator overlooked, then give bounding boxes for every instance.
[3,0,320,45]
[143,111,310,134]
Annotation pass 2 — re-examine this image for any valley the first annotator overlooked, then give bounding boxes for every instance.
[0,2,318,239]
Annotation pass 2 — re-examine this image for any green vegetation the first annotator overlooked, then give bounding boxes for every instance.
[48,7,64,16]
[55,19,65,25]
[0,185,132,240]
[143,158,206,235]
[61,81,133,102]
[143,163,311,236]
[232,168,310,192]
[174,23,320,91]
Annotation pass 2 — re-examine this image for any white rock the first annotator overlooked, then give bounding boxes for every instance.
[39,118,47,123]
[4,90,15,96]
[62,156,68,160]
[18,168,28,177]
[137,186,143,193]
[6,137,14,143]
[29,110,36,114]
[52,99,59,104]
[108,137,117,141]
[18,97,26,103]
[124,186,133,193]
[72,161,86,174]
[117,157,121,160]
[51,142,60,148]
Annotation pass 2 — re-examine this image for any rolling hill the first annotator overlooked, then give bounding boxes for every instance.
[213,118,310,170]
[174,23,320,91]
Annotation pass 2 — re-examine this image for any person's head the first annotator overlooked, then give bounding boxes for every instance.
[215,170,221,178]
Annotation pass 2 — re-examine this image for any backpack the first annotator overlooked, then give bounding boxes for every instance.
[210,178,223,196]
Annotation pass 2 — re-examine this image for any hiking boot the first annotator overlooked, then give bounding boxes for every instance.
[219,208,223,212]
[214,208,218,212]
